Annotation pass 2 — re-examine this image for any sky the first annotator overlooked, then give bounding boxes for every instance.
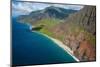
[12,1,84,17]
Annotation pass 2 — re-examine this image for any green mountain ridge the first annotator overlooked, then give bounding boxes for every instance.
[17,6,77,24]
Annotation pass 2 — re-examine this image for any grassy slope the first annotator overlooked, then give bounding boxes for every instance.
[34,18,61,36]
[33,18,95,47]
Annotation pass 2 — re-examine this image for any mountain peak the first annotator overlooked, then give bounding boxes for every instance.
[17,6,78,23]
[44,6,62,13]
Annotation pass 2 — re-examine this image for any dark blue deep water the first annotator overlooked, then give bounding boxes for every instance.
[12,18,76,66]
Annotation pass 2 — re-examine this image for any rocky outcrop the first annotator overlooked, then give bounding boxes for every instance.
[63,32,96,61]
[74,41,96,61]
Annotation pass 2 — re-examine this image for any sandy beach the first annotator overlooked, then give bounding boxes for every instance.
[32,31,79,62]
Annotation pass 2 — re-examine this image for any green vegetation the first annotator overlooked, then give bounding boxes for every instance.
[35,18,61,27]
[39,28,54,37]
[33,18,61,37]
[32,25,44,31]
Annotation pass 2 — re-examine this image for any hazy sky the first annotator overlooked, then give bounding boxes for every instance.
[12,1,84,16]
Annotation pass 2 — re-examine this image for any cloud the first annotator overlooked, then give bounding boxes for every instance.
[12,1,84,17]
[12,2,33,15]
[12,2,50,16]
[52,4,84,10]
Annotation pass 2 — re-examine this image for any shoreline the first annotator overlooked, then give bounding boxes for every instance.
[32,31,80,62]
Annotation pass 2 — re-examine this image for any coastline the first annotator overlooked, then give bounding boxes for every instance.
[32,31,79,62]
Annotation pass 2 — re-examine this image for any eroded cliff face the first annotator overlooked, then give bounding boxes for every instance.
[64,6,96,35]
[51,6,96,61]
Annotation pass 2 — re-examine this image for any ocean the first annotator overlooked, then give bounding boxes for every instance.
[12,18,76,66]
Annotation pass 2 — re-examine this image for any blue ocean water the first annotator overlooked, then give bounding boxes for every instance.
[12,18,76,66]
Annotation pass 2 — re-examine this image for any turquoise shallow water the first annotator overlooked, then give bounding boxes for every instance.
[12,18,76,66]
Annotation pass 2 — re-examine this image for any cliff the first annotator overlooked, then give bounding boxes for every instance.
[51,6,96,61]
[16,5,96,62]
[64,6,96,35]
